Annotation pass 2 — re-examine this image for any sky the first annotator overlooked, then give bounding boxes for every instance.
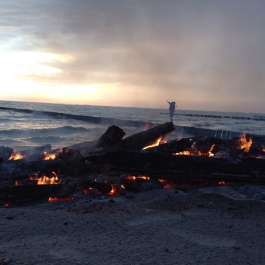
[1,0,265,113]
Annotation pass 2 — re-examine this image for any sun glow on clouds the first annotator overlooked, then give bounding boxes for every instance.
[0,51,70,76]
[0,51,90,102]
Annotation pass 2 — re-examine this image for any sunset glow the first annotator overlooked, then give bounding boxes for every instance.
[1,1,265,112]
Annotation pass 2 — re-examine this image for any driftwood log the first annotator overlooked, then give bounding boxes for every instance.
[88,151,265,183]
[82,122,175,158]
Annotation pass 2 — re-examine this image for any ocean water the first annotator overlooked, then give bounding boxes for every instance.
[0,100,264,150]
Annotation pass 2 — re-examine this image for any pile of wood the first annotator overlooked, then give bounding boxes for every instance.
[1,122,265,204]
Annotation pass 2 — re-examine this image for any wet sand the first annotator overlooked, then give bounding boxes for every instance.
[1,188,265,265]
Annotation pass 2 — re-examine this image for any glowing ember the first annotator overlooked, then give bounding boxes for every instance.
[158,179,174,189]
[109,186,115,194]
[48,197,74,203]
[3,203,9,208]
[8,150,27,160]
[173,151,191,156]
[238,134,252,152]
[126,175,150,180]
[218,181,226,185]
[142,137,162,150]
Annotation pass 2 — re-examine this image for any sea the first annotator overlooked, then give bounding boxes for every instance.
[0,100,265,151]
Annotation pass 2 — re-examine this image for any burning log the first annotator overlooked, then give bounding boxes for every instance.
[113,122,175,151]
[83,122,175,159]
[120,175,163,192]
[149,137,195,154]
[0,160,66,185]
[86,150,265,184]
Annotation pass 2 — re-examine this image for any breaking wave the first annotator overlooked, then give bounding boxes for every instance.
[25,136,63,144]
[0,126,90,137]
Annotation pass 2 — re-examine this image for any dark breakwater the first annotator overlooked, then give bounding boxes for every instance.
[0,107,156,128]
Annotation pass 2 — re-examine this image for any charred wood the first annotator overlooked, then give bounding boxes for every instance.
[0,184,65,203]
[0,146,13,161]
[82,179,112,194]
[0,160,65,184]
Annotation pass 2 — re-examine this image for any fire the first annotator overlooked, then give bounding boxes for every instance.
[8,150,27,160]
[174,151,191,156]
[43,152,56,160]
[109,186,116,194]
[42,149,63,160]
[174,144,216,157]
[142,137,162,150]
[218,181,226,185]
[208,144,216,157]
[108,185,119,195]
[3,203,10,208]
[48,197,74,203]
[238,134,252,152]
[126,175,150,181]
[29,172,61,185]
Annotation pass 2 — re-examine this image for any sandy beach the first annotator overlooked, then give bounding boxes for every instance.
[1,187,265,265]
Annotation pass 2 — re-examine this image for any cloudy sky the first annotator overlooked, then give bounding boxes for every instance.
[1,0,265,113]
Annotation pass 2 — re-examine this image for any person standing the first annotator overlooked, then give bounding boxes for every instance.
[167,100,176,123]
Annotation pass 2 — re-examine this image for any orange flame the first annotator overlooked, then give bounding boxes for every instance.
[43,152,56,160]
[208,144,216,157]
[8,150,27,160]
[142,137,162,150]
[29,172,61,185]
[109,185,118,195]
[238,134,252,152]
[218,181,226,185]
